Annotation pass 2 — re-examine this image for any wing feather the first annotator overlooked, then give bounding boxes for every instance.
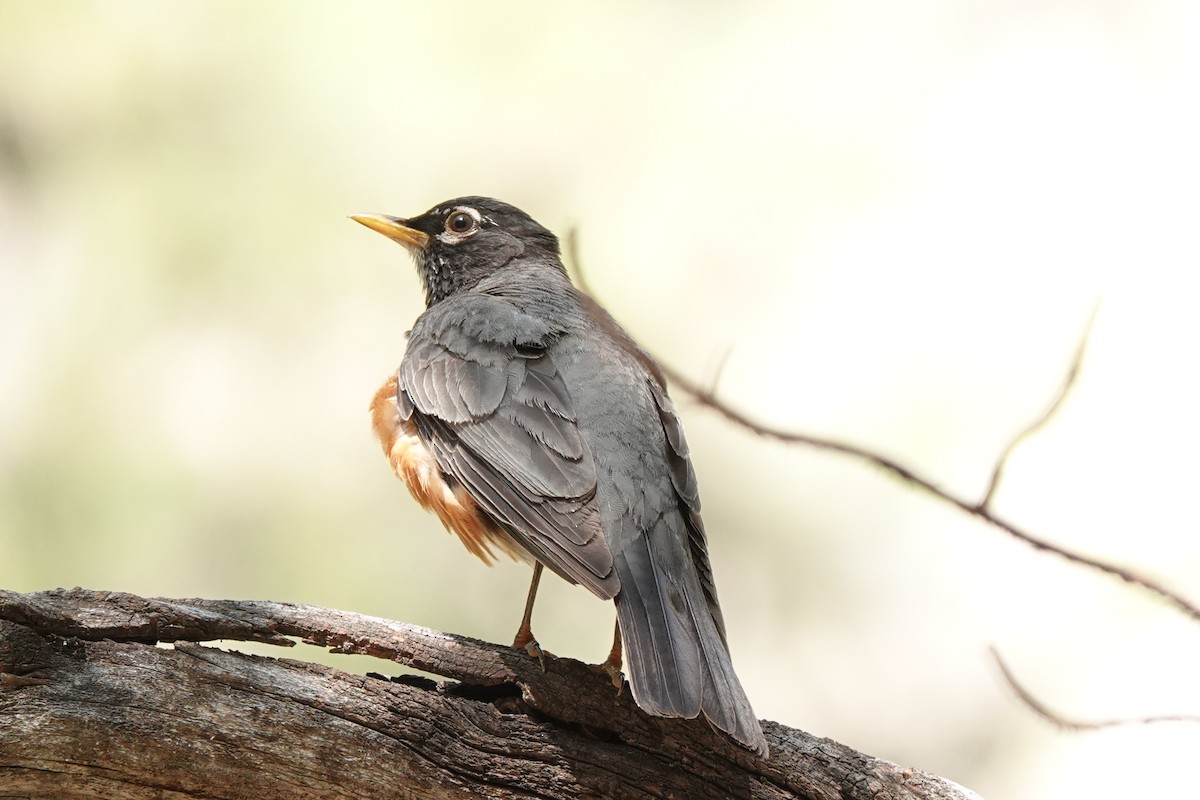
[648,379,724,639]
[399,295,618,599]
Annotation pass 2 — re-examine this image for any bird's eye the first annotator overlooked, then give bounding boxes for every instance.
[445,211,477,234]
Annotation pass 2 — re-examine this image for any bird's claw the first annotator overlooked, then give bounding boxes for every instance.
[514,635,547,672]
[591,660,625,695]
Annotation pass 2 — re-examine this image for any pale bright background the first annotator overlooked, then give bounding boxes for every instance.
[2,2,1199,798]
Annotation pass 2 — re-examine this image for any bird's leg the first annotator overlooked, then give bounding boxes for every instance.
[592,617,625,692]
[512,561,546,671]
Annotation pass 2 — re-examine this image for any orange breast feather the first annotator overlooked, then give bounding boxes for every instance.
[371,375,525,565]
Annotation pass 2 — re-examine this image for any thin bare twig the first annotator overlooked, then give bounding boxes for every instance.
[978,303,1098,510]
[657,361,1200,622]
[990,647,1200,731]
[707,345,736,396]
[564,230,1200,624]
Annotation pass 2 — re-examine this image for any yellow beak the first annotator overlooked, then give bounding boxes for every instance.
[350,213,431,251]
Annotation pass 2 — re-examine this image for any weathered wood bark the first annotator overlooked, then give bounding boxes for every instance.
[0,588,980,799]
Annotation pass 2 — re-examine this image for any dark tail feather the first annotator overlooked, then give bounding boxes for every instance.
[690,592,768,756]
[612,517,768,757]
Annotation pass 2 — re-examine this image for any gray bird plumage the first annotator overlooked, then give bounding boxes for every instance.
[356,196,767,756]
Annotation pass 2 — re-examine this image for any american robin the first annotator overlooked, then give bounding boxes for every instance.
[352,197,768,756]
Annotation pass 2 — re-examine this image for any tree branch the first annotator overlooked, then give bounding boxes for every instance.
[0,588,981,800]
[655,360,1200,625]
[989,647,1200,732]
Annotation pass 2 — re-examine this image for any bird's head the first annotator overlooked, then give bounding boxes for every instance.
[352,197,562,307]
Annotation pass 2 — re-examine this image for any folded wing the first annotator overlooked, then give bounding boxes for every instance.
[399,295,618,599]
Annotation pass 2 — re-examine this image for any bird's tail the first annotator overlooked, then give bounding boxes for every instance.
[612,520,768,757]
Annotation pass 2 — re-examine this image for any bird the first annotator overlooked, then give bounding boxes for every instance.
[352,197,768,757]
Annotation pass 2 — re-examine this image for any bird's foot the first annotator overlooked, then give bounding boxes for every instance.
[512,630,547,672]
[590,659,625,695]
[592,627,625,694]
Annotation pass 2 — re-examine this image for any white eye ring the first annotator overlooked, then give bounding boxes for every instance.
[438,206,482,242]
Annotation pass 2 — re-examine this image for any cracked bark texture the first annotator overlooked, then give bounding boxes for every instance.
[0,588,981,800]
